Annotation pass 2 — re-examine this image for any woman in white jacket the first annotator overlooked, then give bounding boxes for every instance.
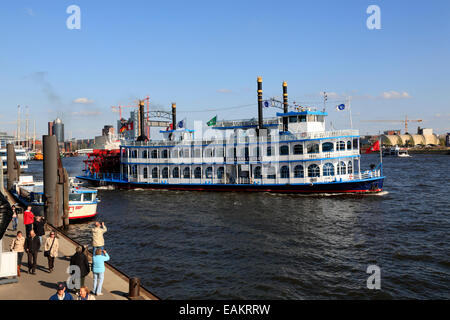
[44,231,59,273]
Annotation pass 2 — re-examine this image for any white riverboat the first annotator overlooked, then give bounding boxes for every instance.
[11,176,98,220]
[1,147,28,172]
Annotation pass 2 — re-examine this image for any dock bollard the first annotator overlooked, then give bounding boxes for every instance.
[128,277,141,299]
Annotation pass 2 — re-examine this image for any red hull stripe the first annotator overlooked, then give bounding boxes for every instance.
[69,213,97,220]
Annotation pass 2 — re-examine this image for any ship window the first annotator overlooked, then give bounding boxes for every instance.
[143,167,148,179]
[299,115,307,122]
[69,193,82,202]
[194,149,201,158]
[306,143,319,154]
[151,150,158,159]
[217,167,224,179]
[183,167,190,178]
[252,146,260,157]
[227,148,235,157]
[294,165,304,178]
[254,166,262,179]
[289,116,298,123]
[142,150,148,158]
[337,161,346,175]
[132,150,138,158]
[204,149,213,158]
[280,145,289,155]
[183,148,190,158]
[83,193,94,202]
[171,149,178,158]
[280,166,290,178]
[353,138,359,150]
[162,167,169,178]
[337,141,346,151]
[267,146,274,156]
[322,142,334,152]
[173,167,180,178]
[161,150,168,159]
[348,161,353,174]
[293,144,303,155]
[152,167,159,178]
[206,167,213,178]
[194,167,201,179]
[132,165,138,178]
[216,148,224,157]
[308,164,320,177]
[266,166,276,179]
[323,163,335,176]
[347,141,352,150]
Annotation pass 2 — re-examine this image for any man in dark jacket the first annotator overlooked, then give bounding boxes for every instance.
[70,246,90,291]
[49,282,73,300]
[33,216,45,246]
[25,230,40,274]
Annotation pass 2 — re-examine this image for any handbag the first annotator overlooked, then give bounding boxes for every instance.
[44,238,55,258]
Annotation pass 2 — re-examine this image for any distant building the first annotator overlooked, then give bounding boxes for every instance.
[383,129,401,136]
[0,132,15,148]
[382,127,440,146]
[48,118,65,143]
[102,125,114,137]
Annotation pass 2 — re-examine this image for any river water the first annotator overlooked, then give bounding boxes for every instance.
[27,154,449,299]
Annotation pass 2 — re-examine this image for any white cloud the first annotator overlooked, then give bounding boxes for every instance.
[73,97,94,104]
[71,110,101,117]
[379,91,411,100]
[217,89,232,94]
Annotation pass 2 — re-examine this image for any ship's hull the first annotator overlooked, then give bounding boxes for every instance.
[76,175,384,194]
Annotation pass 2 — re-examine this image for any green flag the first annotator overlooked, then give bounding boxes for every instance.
[207,116,217,126]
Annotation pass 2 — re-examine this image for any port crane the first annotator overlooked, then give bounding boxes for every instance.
[360,115,423,134]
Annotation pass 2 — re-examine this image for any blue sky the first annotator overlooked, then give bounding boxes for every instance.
[0,0,449,139]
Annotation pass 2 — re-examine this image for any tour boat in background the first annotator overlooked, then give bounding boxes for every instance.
[10,176,98,220]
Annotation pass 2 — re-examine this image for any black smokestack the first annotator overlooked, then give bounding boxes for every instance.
[283,81,288,132]
[136,100,148,142]
[257,76,263,130]
[172,103,176,130]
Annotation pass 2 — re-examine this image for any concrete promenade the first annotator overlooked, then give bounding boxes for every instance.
[0,191,158,300]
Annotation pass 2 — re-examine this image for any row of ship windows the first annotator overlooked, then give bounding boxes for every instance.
[127,161,353,179]
[127,140,359,159]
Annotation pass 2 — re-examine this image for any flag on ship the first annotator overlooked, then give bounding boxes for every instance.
[119,121,133,133]
[336,104,346,111]
[365,140,380,154]
[177,118,186,129]
[207,116,217,126]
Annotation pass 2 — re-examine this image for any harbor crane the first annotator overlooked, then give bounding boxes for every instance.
[360,115,423,134]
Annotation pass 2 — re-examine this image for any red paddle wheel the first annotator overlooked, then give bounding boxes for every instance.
[83,149,122,177]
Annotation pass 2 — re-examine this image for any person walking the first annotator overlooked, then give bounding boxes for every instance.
[92,249,110,296]
[33,216,45,246]
[77,286,96,300]
[49,282,73,300]
[23,206,35,238]
[10,231,25,277]
[70,246,90,291]
[44,231,59,273]
[11,205,18,231]
[92,221,107,252]
[25,230,40,274]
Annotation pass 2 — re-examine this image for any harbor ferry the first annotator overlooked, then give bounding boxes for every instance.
[77,78,384,194]
[11,176,98,220]
[1,147,28,172]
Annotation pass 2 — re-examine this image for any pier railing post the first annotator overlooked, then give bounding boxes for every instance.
[6,144,19,190]
[43,135,59,226]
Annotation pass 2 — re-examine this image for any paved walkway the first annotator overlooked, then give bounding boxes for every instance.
[0,193,157,300]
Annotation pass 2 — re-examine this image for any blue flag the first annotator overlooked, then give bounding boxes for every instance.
[336,104,346,111]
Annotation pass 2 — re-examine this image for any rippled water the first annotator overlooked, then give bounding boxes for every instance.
[27,154,450,299]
